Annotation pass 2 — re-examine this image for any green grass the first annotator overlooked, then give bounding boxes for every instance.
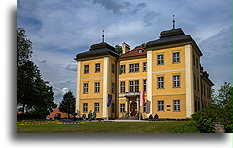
[17,121,193,133]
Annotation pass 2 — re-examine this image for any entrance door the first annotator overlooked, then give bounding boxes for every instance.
[130,101,137,116]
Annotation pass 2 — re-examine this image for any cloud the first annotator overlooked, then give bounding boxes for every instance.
[66,62,77,72]
[143,11,159,26]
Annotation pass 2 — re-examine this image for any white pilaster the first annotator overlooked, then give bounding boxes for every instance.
[147,50,153,115]
[75,61,81,115]
[185,44,194,118]
[103,56,110,118]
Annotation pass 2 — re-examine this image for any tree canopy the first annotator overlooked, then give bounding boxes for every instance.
[17,28,56,118]
[59,91,76,118]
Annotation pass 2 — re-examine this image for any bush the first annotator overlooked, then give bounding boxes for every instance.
[174,122,200,133]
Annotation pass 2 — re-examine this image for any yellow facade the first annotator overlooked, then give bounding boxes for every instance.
[75,28,213,120]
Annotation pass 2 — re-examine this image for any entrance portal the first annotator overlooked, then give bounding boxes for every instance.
[130,101,137,116]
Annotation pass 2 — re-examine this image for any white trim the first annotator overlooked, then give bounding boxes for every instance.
[152,69,185,74]
[75,61,81,114]
[119,77,147,81]
[185,44,194,118]
[103,57,110,118]
[147,50,153,115]
[80,77,103,80]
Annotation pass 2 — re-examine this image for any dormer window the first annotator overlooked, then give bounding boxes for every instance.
[138,49,143,53]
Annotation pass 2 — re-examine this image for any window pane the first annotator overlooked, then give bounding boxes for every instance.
[129,64,134,72]
[157,55,164,65]
[135,63,139,72]
[135,80,139,92]
[158,101,164,111]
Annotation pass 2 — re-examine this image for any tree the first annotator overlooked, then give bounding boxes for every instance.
[192,82,232,133]
[59,91,76,118]
[115,45,122,55]
[17,28,56,118]
[134,43,146,49]
[17,28,32,67]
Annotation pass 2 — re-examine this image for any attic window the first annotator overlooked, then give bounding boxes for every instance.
[138,49,143,53]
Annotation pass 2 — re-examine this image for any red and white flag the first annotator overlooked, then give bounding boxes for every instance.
[140,91,145,106]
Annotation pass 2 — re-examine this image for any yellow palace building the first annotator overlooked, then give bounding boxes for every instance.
[75,27,213,120]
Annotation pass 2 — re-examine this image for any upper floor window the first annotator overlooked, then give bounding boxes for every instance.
[83,83,89,94]
[173,100,180,111]
[143,79,147,91]
[84,65,89,74]
[120,81,125,93]
[129,80,139,92]
[143,62,147,71]
[173,75,180,88]
[94,82,100,93]
[112,83,115,94]
[157,54,164,65]
[157,77,164,89]
[193,76,196,90]
[120,65,126,74]
[129,63,139,73]
[193,54,195,66]
[158,100,164,112]
[173,52,180,63]
[95,63,100,72]
[112,64,115,73]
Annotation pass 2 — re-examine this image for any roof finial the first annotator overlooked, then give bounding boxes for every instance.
[102,30,104,43]
[172,15,175,29]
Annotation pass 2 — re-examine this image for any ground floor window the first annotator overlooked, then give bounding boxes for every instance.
[157,100,164,112]
[111,103,114,113]
[143,103,147,112]
[120,104,125,113]
[94,103,99,112]
[173,100,180,111]
[83,103,88,113]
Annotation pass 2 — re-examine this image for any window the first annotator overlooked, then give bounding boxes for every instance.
[83,83,89,93]
[120,65,126,74]
[135,80,139,92]
[157,54,164,65]
[173,100,180,111]
[111,103,114,113]
[94,103,99,112]
[193,54,195,66]
[143,62,147,71]
[112,83,115,94]
[173,52,180,63]
[95,63,100,72]
[143,79,147,91]
[112,64,115,73]
[84,65,89,74]
[158,101,164,112]
[138,49,143,53]
[194,76,196,90]
[129,80,139,92]
[120,104,125,113]
[196,58,198,68]
[157,77,164,89]
[135,63,139,72]
[83,103,88,113]
[129,63,140,72]
[120,81,125,93]
[204,85,206,96]
[197,79,199,91]
[94,82,100,93]
[143,103,147,112]
[129,81,134,92]
[173,75,180,88]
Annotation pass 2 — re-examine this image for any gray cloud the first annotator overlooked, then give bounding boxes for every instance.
[66,62,77,72]
[143,11,159,26]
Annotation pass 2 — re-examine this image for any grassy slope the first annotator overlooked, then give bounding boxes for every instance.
[17,121,191,133]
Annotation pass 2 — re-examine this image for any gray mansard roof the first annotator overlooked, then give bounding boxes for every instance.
[75,42,120,61]
[146,28,203,56]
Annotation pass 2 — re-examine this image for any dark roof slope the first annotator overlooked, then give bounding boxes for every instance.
[75,42,120,61]
[146,28,203,56]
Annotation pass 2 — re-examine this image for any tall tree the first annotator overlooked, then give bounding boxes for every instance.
[17,28,56,117]
[59,91,76,118]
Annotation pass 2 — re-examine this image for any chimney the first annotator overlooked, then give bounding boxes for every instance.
[122,42,130,54]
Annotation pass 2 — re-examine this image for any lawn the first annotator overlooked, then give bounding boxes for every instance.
[17,120,193,133]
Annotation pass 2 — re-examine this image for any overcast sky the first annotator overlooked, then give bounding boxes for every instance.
[17,0,232,104]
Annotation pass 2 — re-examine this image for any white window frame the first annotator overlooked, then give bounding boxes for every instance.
[157,77,164,89]
[95,63,100,72]
[120,104,125,113]
[120,65,126,74]
[94,82,100,93]
[173,75,180,88]
[157,54,164,65]
[173,52,180,63]
[83,83,89,93]
[143,62,147,71]
[83,103,88,113]
[173,100,180,111]
[84,65,89,74]
[158,100,164,112]
[94,103,99,112]
[120,81,125,93]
